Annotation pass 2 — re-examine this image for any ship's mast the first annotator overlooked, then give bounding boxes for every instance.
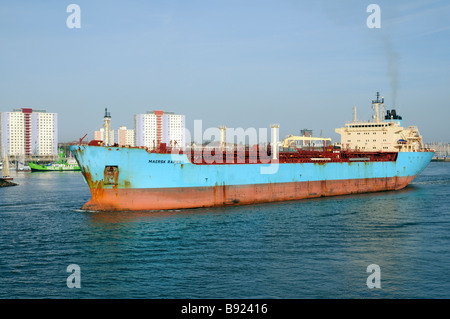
[371,92,384,123]
[219,125,226,150]
[104,108,111,146]
[271,124,279,160]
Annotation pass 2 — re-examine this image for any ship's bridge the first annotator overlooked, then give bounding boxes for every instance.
[335,93,424,153]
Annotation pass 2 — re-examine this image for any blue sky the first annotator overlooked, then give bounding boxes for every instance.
[1,0,449,143]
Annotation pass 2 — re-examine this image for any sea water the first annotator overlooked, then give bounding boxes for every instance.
[1,162,449,298]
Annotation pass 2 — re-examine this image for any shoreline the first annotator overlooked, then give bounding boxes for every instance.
[432,158,450,162]
[0,178,17,187]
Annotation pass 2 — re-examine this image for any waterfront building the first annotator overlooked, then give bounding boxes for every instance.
[94,128,115,146]
[118,126,135,147]
[135,110,185,149]
[0,108,58,159]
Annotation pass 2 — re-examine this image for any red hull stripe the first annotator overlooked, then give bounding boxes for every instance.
[82,176,417,211]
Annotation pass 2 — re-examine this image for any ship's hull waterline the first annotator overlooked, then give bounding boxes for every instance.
[70,145,433,211]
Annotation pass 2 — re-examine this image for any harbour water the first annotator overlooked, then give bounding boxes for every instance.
[0,162,449,299]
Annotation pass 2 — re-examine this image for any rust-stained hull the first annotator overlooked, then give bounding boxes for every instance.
[81,176,416,211]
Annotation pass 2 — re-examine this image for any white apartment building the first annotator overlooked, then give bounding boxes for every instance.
[135,110,185,149]
[117,126,135,147]
[0,108,58,158]
[94,128,115,146]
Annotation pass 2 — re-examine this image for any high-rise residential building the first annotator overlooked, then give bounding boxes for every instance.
[0,108,58,159]
[117,126,135,147]
[135,110,185,149]
[94,128,115,145]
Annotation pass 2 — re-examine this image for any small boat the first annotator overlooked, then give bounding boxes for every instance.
[29,149,81,172]
[1,154,13,180]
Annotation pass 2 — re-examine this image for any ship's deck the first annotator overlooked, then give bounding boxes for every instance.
[87,140,435,165]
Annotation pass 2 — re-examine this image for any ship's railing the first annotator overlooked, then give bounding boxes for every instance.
[419,148,435,152]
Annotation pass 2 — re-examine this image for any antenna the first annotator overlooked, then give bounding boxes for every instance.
[371,92,384,123]
[371,92,384,104]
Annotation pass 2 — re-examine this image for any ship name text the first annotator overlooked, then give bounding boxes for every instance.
[149,159,182,164]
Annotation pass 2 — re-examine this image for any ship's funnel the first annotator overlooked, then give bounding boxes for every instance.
[385,109,403,127]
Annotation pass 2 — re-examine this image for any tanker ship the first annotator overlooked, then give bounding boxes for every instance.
[70,93,434,211]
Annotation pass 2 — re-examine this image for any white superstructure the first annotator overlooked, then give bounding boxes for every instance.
[335,92,424,152]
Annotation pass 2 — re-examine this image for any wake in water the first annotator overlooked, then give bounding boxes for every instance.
[411,178,450,185]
